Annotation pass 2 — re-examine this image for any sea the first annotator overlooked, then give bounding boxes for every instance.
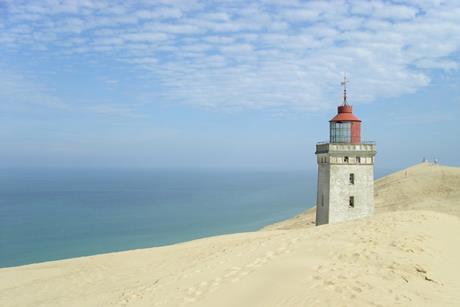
[0,169,317,268]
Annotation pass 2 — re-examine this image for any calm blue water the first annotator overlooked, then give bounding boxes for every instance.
[0,169,316,267]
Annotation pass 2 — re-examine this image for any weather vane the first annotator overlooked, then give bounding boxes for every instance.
[341,74,349,105]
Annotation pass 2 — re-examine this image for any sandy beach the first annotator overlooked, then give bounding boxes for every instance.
[1,163,459,306]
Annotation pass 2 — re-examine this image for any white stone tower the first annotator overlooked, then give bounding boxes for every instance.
[315,77,376,226]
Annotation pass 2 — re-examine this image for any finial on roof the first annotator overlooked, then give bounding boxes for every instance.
[340,74,349,106]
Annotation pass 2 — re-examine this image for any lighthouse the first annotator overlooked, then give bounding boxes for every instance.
[315,77,376,226]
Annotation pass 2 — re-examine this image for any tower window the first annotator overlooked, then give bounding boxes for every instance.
[349,173,355,185]
[356,157,361,163]
[344,156,349,163]
[349,196,355,208]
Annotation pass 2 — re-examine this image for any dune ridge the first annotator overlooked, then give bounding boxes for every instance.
[263,162,460,230]
[1,163,459,306]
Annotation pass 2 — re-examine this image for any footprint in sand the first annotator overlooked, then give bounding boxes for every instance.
[323,280,335,287]
[352,286,362,293]
[183,286,205,305]
[245,262,255,269]
[224,271,236,278]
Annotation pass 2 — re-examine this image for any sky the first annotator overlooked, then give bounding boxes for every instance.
[0,0,459,171]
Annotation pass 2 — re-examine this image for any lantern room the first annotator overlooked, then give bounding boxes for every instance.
[328,76,361,144]
[329,105,361,144]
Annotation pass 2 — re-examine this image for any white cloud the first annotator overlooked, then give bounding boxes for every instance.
[415,59,458,70]
[86,104,144,118]
[0,65,69,110]
[144,22,204,34]
[351,2,418,20]
[136,7,183,20]
[121,32,170,43]
[0,0,460,113]
[127,57,158,66]
[204,35,235,44]
[280,9,321,22]
[220,43,253,54]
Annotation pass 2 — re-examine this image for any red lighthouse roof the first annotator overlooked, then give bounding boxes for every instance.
[330,105,361,122]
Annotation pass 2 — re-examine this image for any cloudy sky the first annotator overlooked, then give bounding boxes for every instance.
[1,0,459,171]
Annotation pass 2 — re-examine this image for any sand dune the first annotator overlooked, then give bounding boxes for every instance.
[1,163,459,306]
[374,163,460,217]
[263,162,460,230]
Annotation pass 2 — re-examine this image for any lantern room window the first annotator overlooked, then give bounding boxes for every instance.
[330,122,351,143]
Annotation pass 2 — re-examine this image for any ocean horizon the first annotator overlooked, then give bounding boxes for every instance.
[1,168,318,268]
[0,167,396,268]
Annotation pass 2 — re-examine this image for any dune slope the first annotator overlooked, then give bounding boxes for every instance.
[263,163,460,230]
[374,163,460,217]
